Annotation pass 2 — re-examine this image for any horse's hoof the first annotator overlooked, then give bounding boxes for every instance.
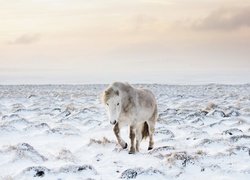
[128,151,135,154]
[129,147,135,154]
[123,143,128,149]
[148,147,153,150]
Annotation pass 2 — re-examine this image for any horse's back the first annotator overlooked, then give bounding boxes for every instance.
[135,88,157,121]
[137,88,157,105]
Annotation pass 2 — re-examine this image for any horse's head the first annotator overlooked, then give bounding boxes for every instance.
[102,88,121,125]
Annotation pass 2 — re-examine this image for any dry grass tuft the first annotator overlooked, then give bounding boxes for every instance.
[56,148,76,162]
[227,148,235,156]
[237,119,247,124]
[65,104,77,111]
[203,102,217,112]
[88,137,114,146]
[0,176,13,180]
[165,152,186,166]
[243,108,250,113]
[175,172,183,177]
[1,145,17,153]
[195,150,207,155]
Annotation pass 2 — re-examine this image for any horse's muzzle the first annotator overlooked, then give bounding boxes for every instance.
[110,120,116,125]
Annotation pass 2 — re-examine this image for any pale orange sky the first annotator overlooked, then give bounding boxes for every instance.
[1,0,250,84]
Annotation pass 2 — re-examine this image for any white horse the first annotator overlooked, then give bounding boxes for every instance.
[101,82,158,154]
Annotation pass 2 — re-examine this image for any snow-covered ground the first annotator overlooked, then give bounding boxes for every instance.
[0,84,250,179]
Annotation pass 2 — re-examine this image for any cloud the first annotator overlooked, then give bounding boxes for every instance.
[133,14,158,31]
[9,34,40,45]
[193,7,250,31]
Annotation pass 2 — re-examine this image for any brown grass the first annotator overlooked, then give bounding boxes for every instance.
[165,151,187,166]
[237,119,246,124]
[196,150,207,155]
[0,176,13,180]
[203,102,217,112]
[1,145,17,152]
[56,148,76,161]
[88,137,114,146]
[65,105,77,111]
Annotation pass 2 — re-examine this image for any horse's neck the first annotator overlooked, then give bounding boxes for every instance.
[122,87,137,102]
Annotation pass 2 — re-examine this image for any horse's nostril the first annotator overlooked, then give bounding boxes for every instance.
[111,120,117,125]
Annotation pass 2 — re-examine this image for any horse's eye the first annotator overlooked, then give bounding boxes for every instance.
[117,103,119,106]
[106,103,109,106]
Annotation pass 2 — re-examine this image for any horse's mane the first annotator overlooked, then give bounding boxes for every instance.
[101,82,131,104]
[101,87,117,104]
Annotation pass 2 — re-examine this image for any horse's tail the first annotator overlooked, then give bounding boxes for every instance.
[141,121,149,140]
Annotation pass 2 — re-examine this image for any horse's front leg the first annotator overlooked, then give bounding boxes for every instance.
[113,122,127,149]
[129,126,136,154]
[135,126,142,152]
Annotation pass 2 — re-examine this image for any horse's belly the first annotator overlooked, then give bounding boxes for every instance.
[119,98,156,124]
[119,109,153,125]
[138,110,153,121]
[132,103,154,121]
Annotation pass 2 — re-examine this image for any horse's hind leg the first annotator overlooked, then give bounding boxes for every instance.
[147,106,158,150]
[135,125,142,152]
[113,122,127,149]
[129,126,136,154]
[147,121,155,150]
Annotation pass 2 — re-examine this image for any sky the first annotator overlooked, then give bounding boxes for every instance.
[1,0,250,84]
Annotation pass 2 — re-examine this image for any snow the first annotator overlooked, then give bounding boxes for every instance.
[0,84,250,179]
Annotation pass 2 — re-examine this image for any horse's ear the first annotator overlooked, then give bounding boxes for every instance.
[115,90,119,96]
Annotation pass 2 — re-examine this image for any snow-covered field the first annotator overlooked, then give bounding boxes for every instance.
[0,84,250,180]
